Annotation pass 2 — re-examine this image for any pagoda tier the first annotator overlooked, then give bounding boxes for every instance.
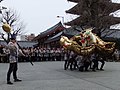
[66,2,120,16]
[65,16,89,26]
[101,16,120,27]
[67,0,111,3]
[66,3,83,15]
[65,15,120,27]
[67,0,80,3]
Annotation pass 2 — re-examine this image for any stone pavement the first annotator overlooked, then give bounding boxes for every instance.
[0,61,120,90]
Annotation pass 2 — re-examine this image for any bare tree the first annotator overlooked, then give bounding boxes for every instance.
[1,8,26,43]
[0,0,3,3]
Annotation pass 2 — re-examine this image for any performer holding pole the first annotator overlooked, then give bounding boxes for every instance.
[2,22,34,85]
[7,37,25,85]
[2,23,34,66]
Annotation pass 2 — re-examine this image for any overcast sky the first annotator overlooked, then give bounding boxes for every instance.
[1,0,120,36]
[1,0,76,36]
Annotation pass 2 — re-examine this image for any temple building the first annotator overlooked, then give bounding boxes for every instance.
[33,22,82,48]
[33,0,120,48]
[33,22,65,48]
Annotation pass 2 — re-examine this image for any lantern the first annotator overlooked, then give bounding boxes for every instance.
[2,23,11,33]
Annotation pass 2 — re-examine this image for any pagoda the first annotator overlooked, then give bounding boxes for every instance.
[65,0,120,36]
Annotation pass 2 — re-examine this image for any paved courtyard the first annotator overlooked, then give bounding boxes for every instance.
[0,61,120,90]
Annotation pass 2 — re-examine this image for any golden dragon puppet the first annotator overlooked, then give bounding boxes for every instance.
[60,28,115,56]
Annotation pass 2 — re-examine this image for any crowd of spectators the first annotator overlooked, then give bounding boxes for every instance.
[0,44,119,63]
[0,45,65,63]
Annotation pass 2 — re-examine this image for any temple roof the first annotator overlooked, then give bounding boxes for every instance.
[0,40,37,48]
[67,0,111,3]
[65,16,89,26]
[67,0,81,3]
[66,3,82,15]
[65,14,120,27]
[101,16,120,27]
[44,27,120,43]
[44,26,82,43]
[44,32,63,43]
[33,22,65,40]
[66,2,120,15]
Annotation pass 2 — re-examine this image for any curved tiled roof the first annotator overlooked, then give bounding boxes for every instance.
[44,26,82,43]
[33,22,65,40]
